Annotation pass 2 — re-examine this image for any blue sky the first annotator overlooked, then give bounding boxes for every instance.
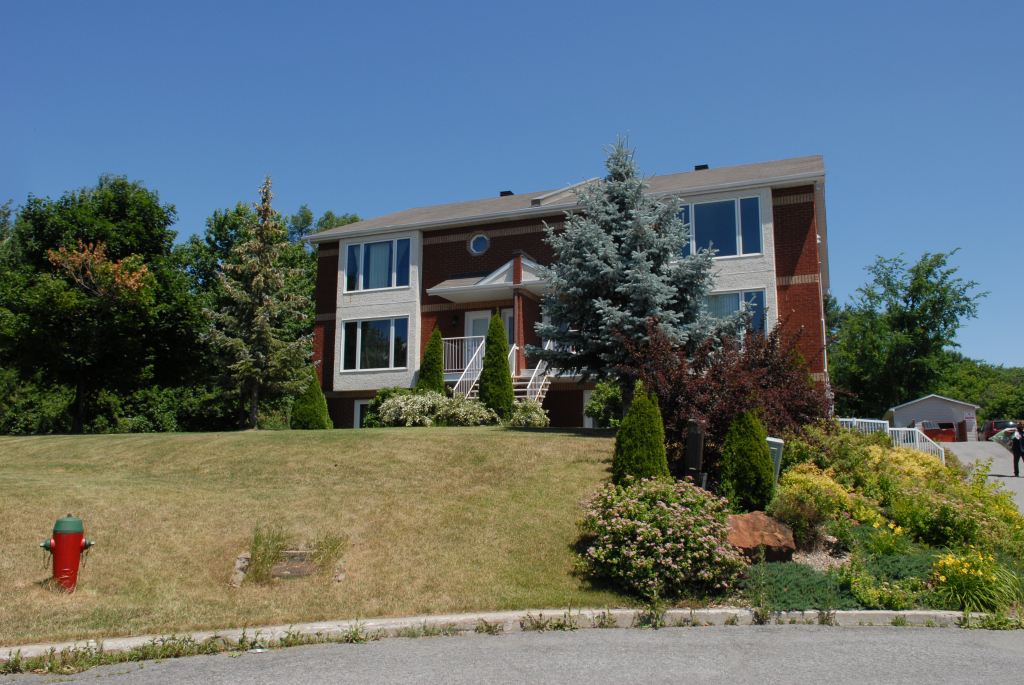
[2,1,1020,366]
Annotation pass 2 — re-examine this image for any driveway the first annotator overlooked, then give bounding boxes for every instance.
[7,627,1024,685]
[946,440,1023,507]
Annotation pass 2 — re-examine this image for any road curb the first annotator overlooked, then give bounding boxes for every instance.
[0,608,967,660]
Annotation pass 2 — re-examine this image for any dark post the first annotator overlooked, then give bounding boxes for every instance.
[686,420,704,482]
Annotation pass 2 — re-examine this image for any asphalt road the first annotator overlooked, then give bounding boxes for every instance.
[948,440,1023,507]
[9,627,1024,685]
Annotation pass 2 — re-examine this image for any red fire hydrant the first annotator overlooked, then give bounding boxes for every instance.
[40,514,95,592]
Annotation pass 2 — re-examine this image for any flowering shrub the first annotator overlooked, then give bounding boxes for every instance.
[862,522,913,557]
[376,391,497,427]
[502,399,550,427]
[931,549,1018,612]
[767,464,880,544]
[578,477,746,599]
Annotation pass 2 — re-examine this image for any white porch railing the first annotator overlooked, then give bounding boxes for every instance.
[839,418,890,435]
[840,419,945,465]
[508,344,517,376]
[443,336,485,373]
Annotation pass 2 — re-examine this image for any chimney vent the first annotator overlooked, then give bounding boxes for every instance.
[694,164,709,171]
[500,190,514,197]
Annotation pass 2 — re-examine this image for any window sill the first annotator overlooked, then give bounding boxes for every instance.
[342,285,413,295]
[711,253,764,261]
[339,367,410,373]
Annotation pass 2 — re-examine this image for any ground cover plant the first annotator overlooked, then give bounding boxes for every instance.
[0,427,621,646]
[739,562,859,612]
[755,422,1024,616]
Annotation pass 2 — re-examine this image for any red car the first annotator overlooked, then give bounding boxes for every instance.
[979,420,1018,441]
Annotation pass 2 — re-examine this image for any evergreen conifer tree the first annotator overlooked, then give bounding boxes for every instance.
[208,176,310,428]
[612,387,669,484]
[290,376,333,429]
[416,327,446,394]
[717,410,774,512]
[477,311,514,419]
[530,137,744,413]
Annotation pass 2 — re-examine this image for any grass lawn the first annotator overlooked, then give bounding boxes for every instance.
[0,427,624,646]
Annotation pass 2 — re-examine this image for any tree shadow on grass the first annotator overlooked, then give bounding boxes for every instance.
[503,427,617,439]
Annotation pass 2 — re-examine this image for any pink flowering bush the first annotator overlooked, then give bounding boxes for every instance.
[578,477,746,599]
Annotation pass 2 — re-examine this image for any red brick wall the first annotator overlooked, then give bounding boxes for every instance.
[314,249,339,389]
[421,216,563,307]
[772,186,826,376]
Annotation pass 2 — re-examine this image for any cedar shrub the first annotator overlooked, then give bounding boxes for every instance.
[289,376,333,429]
[416,327,446,394]
[612,387,670,484]
[717,410,774,512]
[477,311,514,419]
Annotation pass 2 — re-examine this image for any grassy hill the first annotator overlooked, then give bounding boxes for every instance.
[0,427,621,646]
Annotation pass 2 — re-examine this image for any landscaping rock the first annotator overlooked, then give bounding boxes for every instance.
[727,511,796,562]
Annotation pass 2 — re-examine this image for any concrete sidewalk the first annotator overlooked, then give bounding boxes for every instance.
[946,440,1023,507]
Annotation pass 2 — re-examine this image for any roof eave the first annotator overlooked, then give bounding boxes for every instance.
[305,169,827,245]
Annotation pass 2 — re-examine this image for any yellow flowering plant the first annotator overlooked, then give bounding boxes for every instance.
[930,549,1019,613]
[862,521,912,557]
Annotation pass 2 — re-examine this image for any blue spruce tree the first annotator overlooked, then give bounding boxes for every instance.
[529,136,744,411]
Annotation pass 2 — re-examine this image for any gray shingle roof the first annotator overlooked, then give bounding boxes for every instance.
[308,155,824,243]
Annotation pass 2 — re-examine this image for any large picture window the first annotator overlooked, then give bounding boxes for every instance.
[341,317,409,370]
[345,238,411,291]
[679,197,761,258]
[706,290,766,332]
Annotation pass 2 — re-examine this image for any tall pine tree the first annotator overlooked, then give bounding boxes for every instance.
[207,176,310,428]
[530,137,743,411]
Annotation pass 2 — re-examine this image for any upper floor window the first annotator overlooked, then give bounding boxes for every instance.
[469,234,489,255]
[345,238,411,292]
[680,196,761,258]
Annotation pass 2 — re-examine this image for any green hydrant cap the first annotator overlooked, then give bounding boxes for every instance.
[52,514,84,534]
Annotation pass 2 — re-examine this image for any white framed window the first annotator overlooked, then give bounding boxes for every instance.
[680,196,761,258]
[354,400,370,428]
[344,238,411,292]
[706,290,766,332]
[341,317,409,370]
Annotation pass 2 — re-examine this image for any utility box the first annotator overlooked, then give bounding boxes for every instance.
[766,437,785,486]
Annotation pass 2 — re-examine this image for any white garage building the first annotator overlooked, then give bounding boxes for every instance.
[883,394,980,442]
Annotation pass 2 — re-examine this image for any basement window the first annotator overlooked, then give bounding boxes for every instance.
[341,317,409,370]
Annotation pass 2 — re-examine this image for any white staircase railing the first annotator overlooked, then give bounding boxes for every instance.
[524,340,555,402]
[452,341,485,397]
[840,419,945,465]
[507,344,517,376]
[889,427,946,465]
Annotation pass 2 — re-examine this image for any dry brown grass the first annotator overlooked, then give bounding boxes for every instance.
[0,427,623,646]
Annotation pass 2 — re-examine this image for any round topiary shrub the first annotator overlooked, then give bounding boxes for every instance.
[612,387,669,484]
[290,377,333,429]
[579,477,746,599]
[717,410,774,513]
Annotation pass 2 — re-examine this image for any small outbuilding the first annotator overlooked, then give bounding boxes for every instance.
[883,394,980,442]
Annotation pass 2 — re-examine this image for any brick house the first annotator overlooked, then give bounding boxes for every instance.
[306,155,830,429]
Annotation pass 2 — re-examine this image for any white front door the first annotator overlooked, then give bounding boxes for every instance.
[465,311,491,366]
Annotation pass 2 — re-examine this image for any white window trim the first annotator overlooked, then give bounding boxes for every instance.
[353,400,370,429]
[343,237,412,293]
[340,316,410,372]
[707,288,768,330]
[682,196,763,259]
[468,233,490,255]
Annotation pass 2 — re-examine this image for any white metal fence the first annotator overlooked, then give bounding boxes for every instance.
[839,418,945,465]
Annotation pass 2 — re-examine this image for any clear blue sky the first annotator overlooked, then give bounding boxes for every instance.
[2,1,1020,366]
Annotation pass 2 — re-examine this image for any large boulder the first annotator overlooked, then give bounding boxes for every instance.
[727,511,795,562]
